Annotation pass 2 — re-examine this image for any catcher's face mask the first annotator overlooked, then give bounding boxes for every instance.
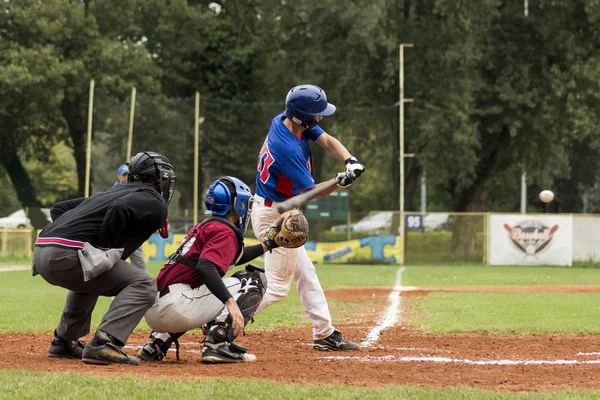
[159,171,176,207]
[227,177,252,235]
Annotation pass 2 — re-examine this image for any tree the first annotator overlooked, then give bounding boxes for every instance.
[0,0,160,216]
[0,36,68,207]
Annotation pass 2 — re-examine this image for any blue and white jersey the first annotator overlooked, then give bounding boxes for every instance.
[255,112,324,202]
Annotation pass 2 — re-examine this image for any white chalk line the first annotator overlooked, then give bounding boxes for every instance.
[125,339,600,365]
[125,342,201,350]
[360,266,405,348]
[321,355,600,366]
[376,346,451,353]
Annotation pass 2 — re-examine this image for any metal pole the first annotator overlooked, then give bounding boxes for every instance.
[521,0,528,211]
[347,211,351,241]
[193,91,200,225]
[126,87,136,161]
[520,171,527,214]
[399,43,413,266]
[84,79,95,198]
[421,170,426,214]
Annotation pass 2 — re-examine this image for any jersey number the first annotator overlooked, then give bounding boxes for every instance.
[258,142,275,184]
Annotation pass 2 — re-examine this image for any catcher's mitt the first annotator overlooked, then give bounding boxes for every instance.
[265,209,309,249]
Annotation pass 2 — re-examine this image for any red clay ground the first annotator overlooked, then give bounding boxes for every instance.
[2,285,600,392]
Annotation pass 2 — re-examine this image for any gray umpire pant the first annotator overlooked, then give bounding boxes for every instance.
[129,246,147,271]
[33,246,156,345]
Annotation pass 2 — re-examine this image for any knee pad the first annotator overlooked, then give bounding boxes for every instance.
[209,265,266,343]
[231,265,266,325]
[232,264,267,295]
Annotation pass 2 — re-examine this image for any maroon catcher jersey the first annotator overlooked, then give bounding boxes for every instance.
[156,221,240,290]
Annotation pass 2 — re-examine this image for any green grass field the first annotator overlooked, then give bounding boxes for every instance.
[3,370,600,400]
[3,261,600,398]
[403,265,600,286]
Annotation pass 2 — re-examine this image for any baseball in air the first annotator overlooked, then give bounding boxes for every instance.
[539,190,554,203]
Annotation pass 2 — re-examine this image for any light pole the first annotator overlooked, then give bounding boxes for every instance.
[399,43,414,266]
[520,0,528,213]
[421,170,426,214]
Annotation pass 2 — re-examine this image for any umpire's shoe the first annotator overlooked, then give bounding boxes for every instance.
[48,331,85,359]
[201,341,257,364]
[313,330,360,351]
[82,330,140,365]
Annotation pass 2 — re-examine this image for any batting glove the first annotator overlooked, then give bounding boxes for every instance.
[335,171,354,188]
[345,156,365,179]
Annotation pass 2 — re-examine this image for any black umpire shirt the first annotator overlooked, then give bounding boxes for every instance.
[39,183,167,259]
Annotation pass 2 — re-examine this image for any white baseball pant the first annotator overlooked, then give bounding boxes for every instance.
[251,194,335,340]
[144,278,241,333]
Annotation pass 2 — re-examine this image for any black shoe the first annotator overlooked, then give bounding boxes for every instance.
[201,341,256,364]
[48,335,85,359]
[313,330,361,351]
[138,337,167,362]
[82,331,140,365]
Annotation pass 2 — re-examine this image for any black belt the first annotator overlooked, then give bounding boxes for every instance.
[159,287,170,298]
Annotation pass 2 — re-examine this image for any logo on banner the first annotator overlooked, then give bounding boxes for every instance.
[503,220,559,257]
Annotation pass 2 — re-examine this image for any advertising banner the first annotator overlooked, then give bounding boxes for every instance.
[489,214,573,266]
[143,234,402,265]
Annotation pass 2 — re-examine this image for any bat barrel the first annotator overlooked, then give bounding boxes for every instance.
[274,178,340,213]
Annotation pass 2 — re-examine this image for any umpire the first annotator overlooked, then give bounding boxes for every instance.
[33,151,176,365]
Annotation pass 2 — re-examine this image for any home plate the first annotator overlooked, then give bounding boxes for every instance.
[398,286,419,291]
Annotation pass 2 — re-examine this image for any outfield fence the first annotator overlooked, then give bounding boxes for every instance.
[0,229,33,258]
[5,211,597,265]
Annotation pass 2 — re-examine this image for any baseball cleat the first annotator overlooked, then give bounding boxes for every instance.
[201,341,256,364]
[82,330,140,365]
[48,335,85,359]
[82,342,141,365]
[313,330,361,351]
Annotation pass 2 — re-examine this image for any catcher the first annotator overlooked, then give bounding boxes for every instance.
[139,176,308,363]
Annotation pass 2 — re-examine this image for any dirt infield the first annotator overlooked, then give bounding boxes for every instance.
[2,285,600,392]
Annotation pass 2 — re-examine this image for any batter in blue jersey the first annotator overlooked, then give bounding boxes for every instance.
[256,112,323,201]
[251,84,366,352]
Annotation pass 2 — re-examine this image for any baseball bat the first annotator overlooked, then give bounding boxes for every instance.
[275,177,341,213]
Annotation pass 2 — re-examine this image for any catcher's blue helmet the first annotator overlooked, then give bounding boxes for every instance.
[205,176,252,234]
[285,84,336,129]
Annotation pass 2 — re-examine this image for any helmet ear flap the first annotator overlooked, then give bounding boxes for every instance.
[204,176,252,234]
[204,178,235,216]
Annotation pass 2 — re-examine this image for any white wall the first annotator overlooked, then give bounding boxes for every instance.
[572,216,600,262]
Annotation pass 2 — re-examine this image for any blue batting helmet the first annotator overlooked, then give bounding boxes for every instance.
[285,84,336,129]
[205,176,253,234]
